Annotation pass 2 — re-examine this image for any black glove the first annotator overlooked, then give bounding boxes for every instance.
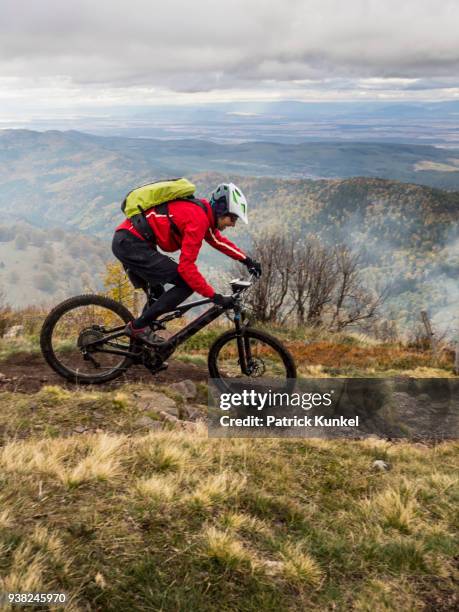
[243,257,262,278]
[212,293,234,308]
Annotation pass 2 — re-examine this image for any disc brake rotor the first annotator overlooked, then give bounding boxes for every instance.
[247,358,266,377]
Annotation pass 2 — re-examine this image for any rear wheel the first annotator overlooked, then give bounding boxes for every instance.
[208,327,296,393]
[40,294,134,384]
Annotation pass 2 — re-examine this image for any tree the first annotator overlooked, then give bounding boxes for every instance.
[237,232,294,323]
[236,228,386,331]
[0,286,11,337]
[287,236,336,326]
[103,261,133,305]
[0,227,14,242]
[14,233,27,251]
[30,230,46,247]
[329,246,387,331]
[304,241,336,325]
[288,242,309,326]
[34,272,56,293]
[41,245,55,264]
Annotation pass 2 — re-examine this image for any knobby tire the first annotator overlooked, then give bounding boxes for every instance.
[40,294,134,385]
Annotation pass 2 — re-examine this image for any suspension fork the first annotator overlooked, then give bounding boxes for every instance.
[234,310,252,375]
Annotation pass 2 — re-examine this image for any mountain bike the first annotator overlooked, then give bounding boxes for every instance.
[40,276,296,391]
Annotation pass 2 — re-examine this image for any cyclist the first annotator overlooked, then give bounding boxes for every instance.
[112,182,261,345]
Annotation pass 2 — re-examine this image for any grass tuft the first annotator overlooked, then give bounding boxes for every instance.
[280,542,323,587]
[63,434,127,487]
[187,471,247,510]
[202,526,254,571]
[361,478,420,533]
[135,474,177,502]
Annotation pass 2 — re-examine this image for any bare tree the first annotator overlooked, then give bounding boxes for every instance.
[329,246,387,331]
[288,235,337,326]
[288,239,311,325]
[235,232,294,323]
[305,242,337,325]
[0,286,11,337]
[234,229,386,331]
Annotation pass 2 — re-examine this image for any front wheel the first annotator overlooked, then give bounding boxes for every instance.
[208,327,296,392]
[40,294,134,384]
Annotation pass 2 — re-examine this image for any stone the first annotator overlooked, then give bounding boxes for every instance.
[158,411,197,431]
[180,421,198,432]
[133,390,178,416]
[170,380,197,400]
[373,459,390,471]
[418,393,431,403]
[4,325,24,339]
[158,411,179,424]
[74,425,88,434]
[186,407,202,420]
[134,416,162,430]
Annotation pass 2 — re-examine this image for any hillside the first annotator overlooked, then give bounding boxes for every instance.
[0,223,110,308]
[0,175,457,333]
[0,380,457,610]
[0,304,456,608]
[1,131,459,228]
[0,130,457,331]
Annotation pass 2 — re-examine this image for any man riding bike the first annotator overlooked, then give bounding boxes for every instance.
[112,182,261,345]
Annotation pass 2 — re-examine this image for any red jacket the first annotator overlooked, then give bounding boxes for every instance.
[116,198,247,297]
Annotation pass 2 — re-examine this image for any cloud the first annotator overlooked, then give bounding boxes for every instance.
[0,0,458,94]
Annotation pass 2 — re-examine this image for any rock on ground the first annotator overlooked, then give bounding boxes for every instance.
[134,416,163,430]
[132,390,178,417]
[170,380,197,400]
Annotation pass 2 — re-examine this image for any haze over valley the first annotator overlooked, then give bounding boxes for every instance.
[0,129,457,337]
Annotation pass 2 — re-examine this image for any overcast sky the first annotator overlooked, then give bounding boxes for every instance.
[0,0,458,122]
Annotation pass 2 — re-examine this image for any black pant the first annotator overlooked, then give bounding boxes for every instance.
[111,230,193,327]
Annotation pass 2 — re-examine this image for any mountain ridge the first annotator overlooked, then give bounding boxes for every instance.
[1,129,459,193]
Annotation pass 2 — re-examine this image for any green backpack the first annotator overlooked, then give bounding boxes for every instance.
[121,178,206,243]
[121,178,196,218]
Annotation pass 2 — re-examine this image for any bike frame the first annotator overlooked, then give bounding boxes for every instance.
[83,283,253,373]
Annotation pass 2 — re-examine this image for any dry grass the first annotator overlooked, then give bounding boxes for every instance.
[0,386,457,610]
[171,320,456,376]
[134,474,178,502]
[187,471,247,509]
[0,433,127,488]
[289,340,454,376]
[352,577,423,611]
[201,526,255,571]
[63,434,127,487]
[280,542,323,586]
[0,525,78,611]
[360,478,420,533]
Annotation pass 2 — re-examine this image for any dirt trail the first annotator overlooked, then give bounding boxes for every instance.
[0,351,208,393]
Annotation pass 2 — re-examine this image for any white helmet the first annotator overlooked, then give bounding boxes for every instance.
[210,183,248,224]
